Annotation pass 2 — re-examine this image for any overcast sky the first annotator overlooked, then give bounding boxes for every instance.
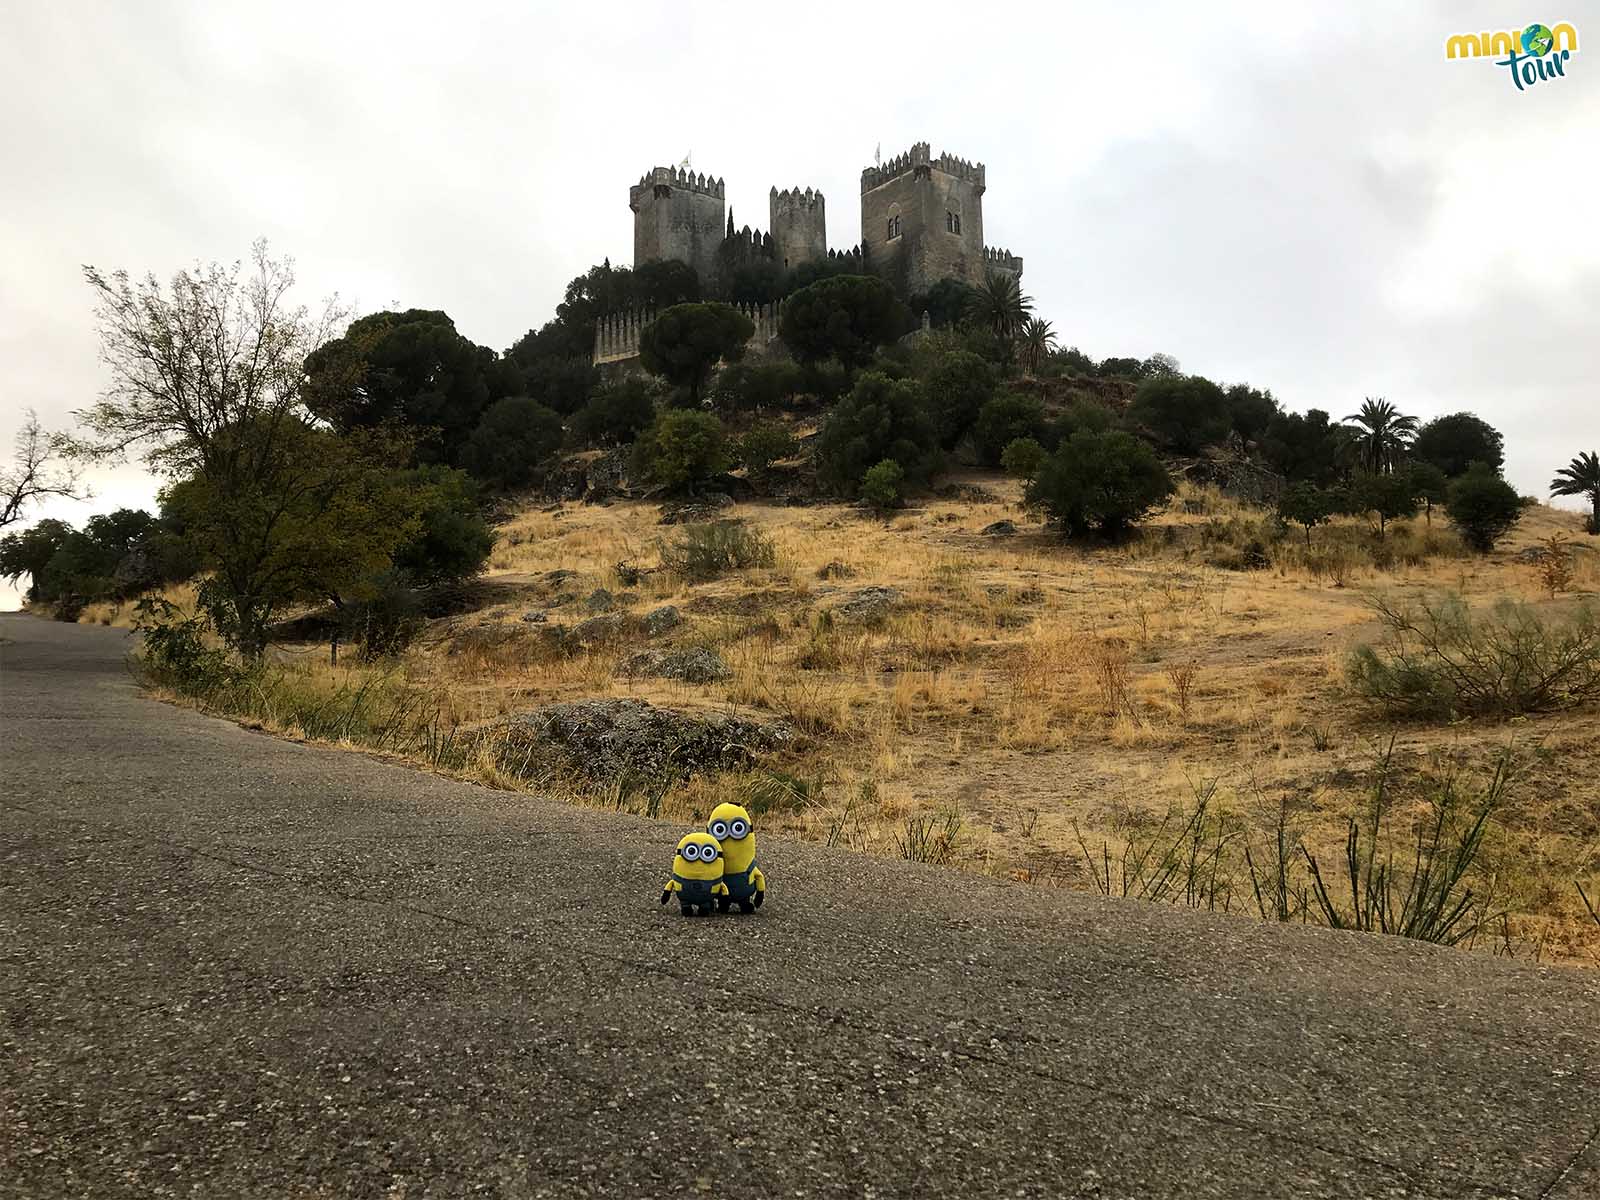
[3,1,1597,608]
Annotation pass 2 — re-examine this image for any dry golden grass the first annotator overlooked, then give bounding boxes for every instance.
[131,479,1600,964]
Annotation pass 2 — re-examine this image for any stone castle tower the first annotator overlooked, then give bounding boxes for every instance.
[768,186,826,269]
[860,142,1021,297]
[629,166,727,285]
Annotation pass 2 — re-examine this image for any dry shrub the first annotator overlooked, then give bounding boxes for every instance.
[1536,534,1575,596]
[1164,658,1200,719]
[1090,637,1133,717]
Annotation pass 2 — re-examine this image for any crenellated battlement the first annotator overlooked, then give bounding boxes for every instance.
[629,165,726,209]
[983,246,1023,277]
[770,185,824,213]
[860,142,985,193]
[593,301,786,367]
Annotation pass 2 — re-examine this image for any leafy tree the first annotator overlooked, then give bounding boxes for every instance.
[1343,397,1418,475]
[632,260,702,310]
[508,259,695,365]
[1345,471,1420,539]
[0,518,74,601]
[392,466,494,584]
[1019,317,1058,374]
[973,392,1048,466]
[1128,375,1230,454]
[860,460,906,514]
[1407,461,1449,525]
[923,349,996,449]
[1550,451,1600,534]
[907,278,976,330]
[814,372,940,497]
[1097,356,1147,379]
[1055,347,1097,375]
[1223,384,1280,445]
[1278,482,1337,545]
[3,410,83,530]
[638,303,754,405]
[1262,408,1351,486]
[1027,430,1175,537]
[709,361,807,412]
[77,244,420,657]
[1000,437,1047,481]
[1142,353,1183,379]
[517,356,597,416]
[1049,397,1118,447]
[1446,464,1522,552]
[459,396,564,490]
[572,378,657,446]
[302,308,508,465]
[632,410,731,494]
[161,420,420,654]
[1412,413,1505,479]
[780,275,908,370]
[967,273,1032,351]
[737,424,798,486]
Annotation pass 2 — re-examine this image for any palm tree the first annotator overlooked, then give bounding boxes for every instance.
[1019,317,1057,374]
[968,272,1032,351]
[1343,397,1418,474]
[1551,451,1600,534]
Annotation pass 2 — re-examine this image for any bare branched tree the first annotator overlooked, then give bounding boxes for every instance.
[1,410,85,530]
[73,242,401,657]
[76,239,347,479]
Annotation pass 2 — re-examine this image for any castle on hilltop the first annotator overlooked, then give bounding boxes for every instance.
[595,143,1022,365]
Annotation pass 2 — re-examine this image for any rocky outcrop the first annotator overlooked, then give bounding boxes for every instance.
[504,699,789,782]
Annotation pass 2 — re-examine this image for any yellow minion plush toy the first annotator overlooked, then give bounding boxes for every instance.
[660,831,729,917]
[707,802,766,913]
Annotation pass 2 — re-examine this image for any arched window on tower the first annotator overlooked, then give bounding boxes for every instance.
[886,214,902,240]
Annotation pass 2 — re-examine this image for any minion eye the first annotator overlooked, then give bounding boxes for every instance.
[710,821,729,839]
[701,845,718,862]
[730,820,749,838]
[681,844,700,861]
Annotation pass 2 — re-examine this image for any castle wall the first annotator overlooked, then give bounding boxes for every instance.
[769,187,826,270]
[860,143,994,296]
[630,167,726,285]
[593,301,786,367]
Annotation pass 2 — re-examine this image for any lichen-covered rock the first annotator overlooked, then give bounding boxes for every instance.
[835,585,903,623]
[658,494,734,525]
[618,647,731,684]
[584,588,616,613]
[641,605,683,637]
[584,447,631,502]
[981,520,1018,537]
[816,560,858,580]
[505,699,788,781]
[570,613,635,645]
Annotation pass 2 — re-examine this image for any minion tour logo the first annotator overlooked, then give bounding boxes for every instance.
[1446,22,1579,90]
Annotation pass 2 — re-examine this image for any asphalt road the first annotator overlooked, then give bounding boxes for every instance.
[3,614,1599,1199]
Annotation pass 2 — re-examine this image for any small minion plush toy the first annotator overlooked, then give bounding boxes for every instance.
[660,831,728,917]
[707,802,766,913]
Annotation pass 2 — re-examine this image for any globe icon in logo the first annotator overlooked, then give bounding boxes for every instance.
[1522,23,1554,56]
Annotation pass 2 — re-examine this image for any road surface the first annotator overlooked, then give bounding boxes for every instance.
[3,613,1598,1198]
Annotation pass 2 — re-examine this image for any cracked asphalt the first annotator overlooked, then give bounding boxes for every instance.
[3,613,1598,1198]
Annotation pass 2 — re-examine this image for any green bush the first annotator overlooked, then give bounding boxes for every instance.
[572,378,656,446]
[973,392,1047,466]
[632,410,731,494]
[709,361,806,412]
[1344,471,1420,538]
[342,568,425,658]
[814,372,940,497]
[638,303,754,404]
[860,459,906,513]
[1348,593,1600,718]
[922,349,996,450]
[660,520,776,581]
[1128,376,1230,454]
[1277,481,1337,544]
[459,396,564,489]
[1000,437,1047,481]
[393,466,494,584]
[1445,464,1522,552]
[1027,430,1175,537]
[737,424,799,485]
